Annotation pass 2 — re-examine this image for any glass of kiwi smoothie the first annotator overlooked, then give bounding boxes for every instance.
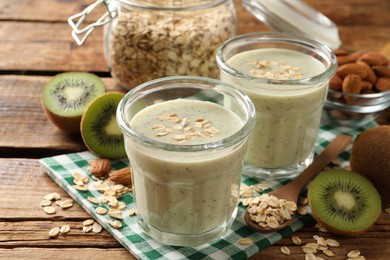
[217,32,337,179]
[116,76,255,246]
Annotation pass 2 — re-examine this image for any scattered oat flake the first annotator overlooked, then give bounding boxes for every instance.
[238,238,253,245]
[43,206,56,215]
[348,256,365,260]
[60,199,74,209]
[74,184,88,191]
[323,249,335,257]
[60,225,71,234]
[43,193,55,201]
[83,225,93,233]
[280,246,290,255]
[326,238,340,247]
[291,235,302,245]
[108,220,122,229]
[302,245,317,254]
[92,222,103,233]
[41,200,52,207]
[347,250,361,258]
[318,226,329,232]
[49,227,60,238]
[87,196,99,205]
[83,219,95,226]
[96,207,108,215]
[305,252,316,260]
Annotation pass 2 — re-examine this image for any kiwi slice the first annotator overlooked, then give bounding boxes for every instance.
[41,72,106,133]
[81,92,126,159]
[308,169,381,236]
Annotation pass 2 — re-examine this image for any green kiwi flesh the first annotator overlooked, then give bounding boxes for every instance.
[41,72,106,133]
[81,92,125,159]
[308,169,381,236]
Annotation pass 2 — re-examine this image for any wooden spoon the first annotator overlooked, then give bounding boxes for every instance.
[244,134,352,232]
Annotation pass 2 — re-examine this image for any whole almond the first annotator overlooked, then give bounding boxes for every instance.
[336,51,365,65]
[376,77,390,92]
[89,159,111,178]
[357,51,389,66]
[356,61,377,84]
[333,49,349,56]
[342,74,362,104]
[329,74,343,91]
[337,63,368,79]
[373,65,390,78]
[109,168,132,186]
[359,80,373,91]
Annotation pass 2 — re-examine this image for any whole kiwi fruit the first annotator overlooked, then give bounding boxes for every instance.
[81,92,126,159]
[41,72,106,134]
[308,169,381,236]
[350,125,390,206]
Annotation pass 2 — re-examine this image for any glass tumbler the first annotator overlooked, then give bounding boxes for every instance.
[116,76,255,246]
[217,32,337,179]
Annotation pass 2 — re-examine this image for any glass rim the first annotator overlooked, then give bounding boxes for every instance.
[115,0,228,11]
[216,32,338,86]
[116,76,256,152]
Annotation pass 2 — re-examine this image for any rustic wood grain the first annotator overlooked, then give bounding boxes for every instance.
[0,75,121,157]
[0,159,389,259]
[0,1,389,73]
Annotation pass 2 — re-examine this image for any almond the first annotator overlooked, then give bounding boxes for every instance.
[88,159,111,178]
[373,65,390,78]
[356,61,377,84]
[329,74,343,91]
[359,80,373,91]
[342,74,361,104]
[109,168,132,186]
[337,63,369,79]
[357,51,389,66]
[333,49,349,56]
[336,51,366,65]
[376,77,390,92]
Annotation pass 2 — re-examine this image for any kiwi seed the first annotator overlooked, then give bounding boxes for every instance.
[41,72,106,133]
[308,169,381,236]
[81,92,126,159]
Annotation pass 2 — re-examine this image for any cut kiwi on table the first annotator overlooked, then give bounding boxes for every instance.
[41,72,106,134]
[308,169,382,236]
[81,92,126,159]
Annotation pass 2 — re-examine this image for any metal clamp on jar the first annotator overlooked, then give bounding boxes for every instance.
[68,0,237,90]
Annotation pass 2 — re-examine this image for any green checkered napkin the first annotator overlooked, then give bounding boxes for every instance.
[39,122,375,260]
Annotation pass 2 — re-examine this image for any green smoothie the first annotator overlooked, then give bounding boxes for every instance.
[221,48,327,168]
[127,99,246,238]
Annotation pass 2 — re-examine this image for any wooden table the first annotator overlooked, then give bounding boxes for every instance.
[1,0,389,259]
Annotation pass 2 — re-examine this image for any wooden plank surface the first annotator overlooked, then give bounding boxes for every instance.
[1,0,390,259]
[0,159,389,259]
[0,1,389,73]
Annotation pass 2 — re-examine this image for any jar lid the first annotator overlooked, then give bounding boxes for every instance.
[241,0,341,50]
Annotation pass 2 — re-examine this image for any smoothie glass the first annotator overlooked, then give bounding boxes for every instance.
[217,32,337,179]
[116,76,255,246]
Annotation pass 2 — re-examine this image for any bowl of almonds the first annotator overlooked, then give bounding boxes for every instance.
[322,50,390,126]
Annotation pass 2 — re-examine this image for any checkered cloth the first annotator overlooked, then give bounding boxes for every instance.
[39,122,376,260]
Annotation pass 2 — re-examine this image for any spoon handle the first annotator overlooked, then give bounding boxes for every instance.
[281,134,352,195]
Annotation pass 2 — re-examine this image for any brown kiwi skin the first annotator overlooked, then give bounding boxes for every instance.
[41,97,82,134]
[350,125,390,206]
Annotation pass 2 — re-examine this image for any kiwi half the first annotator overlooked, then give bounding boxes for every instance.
[308,169,381,236]
[81,92,126,159]
[41,72,106,133]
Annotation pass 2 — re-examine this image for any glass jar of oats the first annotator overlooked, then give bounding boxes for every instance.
[68,0,237,90]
